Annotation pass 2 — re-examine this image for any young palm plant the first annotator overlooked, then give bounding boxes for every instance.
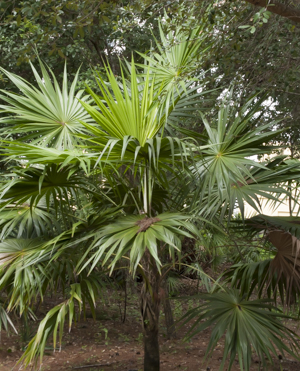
[0,27,210,371]
[0,25,300,371]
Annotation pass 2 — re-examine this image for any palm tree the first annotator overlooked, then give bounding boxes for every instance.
[0,23,300,371]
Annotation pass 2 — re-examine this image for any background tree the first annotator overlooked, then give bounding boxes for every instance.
[0,0,168,88]
[2,0,300,154]
[188,0,300,152]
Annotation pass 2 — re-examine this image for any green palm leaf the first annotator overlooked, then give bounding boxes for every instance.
[0,60,94,149]
[181,289,300,371]
[80,59,164,147]
[0,164,92,213]
[0,238,50,314]
[188,93,300,219]
[194,93,281,194]
[0,198,60,239]
[78,213,198,275]
[18,279,102,368]
[138,19,212,120]
[0,299,17,336]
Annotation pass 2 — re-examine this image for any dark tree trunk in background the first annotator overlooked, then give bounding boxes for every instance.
[162,281,176,339]
[127,270,137,295]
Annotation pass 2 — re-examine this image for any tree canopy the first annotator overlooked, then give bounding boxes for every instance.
[1,0,300,150]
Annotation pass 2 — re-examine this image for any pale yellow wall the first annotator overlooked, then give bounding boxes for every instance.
[244,148,300,217]
[244,196,299,218]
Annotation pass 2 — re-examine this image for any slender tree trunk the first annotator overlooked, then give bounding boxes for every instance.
[162,280,176,339]
[143,320,160,371]
[288,145,294,216]
[140,254,161,371]
[126,270,137,295]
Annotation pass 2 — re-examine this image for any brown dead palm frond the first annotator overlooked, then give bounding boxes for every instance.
[227,215,300,307]
[268,230,300,304]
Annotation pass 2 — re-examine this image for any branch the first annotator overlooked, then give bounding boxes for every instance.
[73,362,117,369]
[245,0,300,24]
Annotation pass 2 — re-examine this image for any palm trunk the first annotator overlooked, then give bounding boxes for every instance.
[140,254,161,371]
[143,320,160,371]
[140,162,162,370]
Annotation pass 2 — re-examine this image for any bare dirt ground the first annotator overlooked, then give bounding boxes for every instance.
[0,281,299,371]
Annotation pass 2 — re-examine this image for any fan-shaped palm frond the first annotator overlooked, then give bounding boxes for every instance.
[0,238,50,314]
[187,93,300,219]
[0,234,109,329]
[0,164,93,214]
[78,212,199,275]
[0,197,60,239]
[0,61,94,149]
[180,289,300,371]
[138,19,212,119]
[143,21,210,83]
[81,61,162,146]
[239,214,300,239]
[218,159,300,219]
[225,260,272,298]
[192,94,280,193]
[0,141,95,175]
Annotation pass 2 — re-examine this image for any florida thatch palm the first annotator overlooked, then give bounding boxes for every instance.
[0,24,300,371]
[0,26,209,371]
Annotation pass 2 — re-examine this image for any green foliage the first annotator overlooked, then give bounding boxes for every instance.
[0,0,163,91]
[0,299,17,337]
[78,213,198,275]
[138,19,213,120]
[19,280,101,367]
[2,0,300,154]
[187,94,300,220]
[0,164,94,221]
[181,289,300,371]
[82,60,164,146]
[0,60,94,149]
[0,198,60,239]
